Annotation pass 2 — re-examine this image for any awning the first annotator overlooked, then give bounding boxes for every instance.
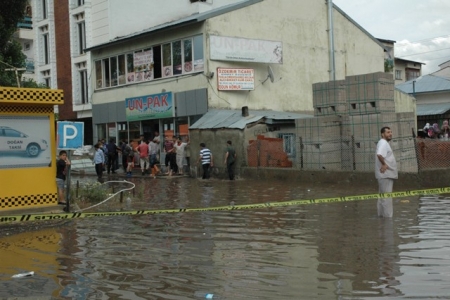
[416,103,450,116]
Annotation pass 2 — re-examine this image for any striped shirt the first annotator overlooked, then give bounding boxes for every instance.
[200,148,212,164]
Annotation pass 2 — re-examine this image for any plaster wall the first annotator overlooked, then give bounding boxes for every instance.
[205,0,384,112]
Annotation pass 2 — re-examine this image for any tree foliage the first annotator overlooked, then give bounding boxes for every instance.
[0,0,37,87]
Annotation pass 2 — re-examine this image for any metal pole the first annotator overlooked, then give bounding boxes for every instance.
[65,151,72,212]
[327,0,336,81]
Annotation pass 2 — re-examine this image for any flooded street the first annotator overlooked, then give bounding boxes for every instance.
[1,177,450,299]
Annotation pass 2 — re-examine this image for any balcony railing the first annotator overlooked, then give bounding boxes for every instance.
[17,16,32,29]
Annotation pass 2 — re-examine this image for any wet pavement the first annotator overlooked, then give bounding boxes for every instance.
[1,176,450,299]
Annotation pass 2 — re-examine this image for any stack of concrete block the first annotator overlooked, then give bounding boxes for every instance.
[346,72,395,115]
[340,112,417,172]
[312,72,395,117]
[301,141,343,170]
[296,116,347,170]
[312,80,347,117]
[300,72,417,172]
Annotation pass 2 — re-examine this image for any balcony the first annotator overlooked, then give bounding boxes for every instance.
[17,16,32,29]
[25,58,35,73]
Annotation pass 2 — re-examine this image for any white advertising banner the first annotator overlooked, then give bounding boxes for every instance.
[217,68,255,91]
[0,115,51,169]
[210,35,283,64]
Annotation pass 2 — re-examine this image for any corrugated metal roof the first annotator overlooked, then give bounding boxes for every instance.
[417,103,450,116]
[190,109,313,130]
[396,74,450,94]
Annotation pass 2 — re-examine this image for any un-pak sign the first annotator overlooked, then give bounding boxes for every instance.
[57,121,84,149]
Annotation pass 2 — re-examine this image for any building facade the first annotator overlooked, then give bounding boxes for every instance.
[87,0,386,145]
[31,0,93,142]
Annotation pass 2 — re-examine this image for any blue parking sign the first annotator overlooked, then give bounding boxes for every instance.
[57,121,84,149]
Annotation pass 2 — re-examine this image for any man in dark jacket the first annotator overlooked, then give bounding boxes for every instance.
[106,138,119,174]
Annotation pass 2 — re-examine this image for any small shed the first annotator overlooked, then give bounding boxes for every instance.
[189,108,313,176]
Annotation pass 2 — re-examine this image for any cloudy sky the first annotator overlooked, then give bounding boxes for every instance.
[332,0,450,75]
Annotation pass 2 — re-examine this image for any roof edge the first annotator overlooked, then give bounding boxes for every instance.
[332,3,387,53]
[85,0,263,53]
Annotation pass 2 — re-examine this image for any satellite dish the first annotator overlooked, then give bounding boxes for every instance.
[262,66,275,84]
[268,66,274,83]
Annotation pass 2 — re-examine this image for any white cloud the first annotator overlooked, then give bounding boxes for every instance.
[333,0,450,75]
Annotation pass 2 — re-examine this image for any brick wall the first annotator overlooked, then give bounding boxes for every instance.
[54,0,76,120]
[247,135,292,168]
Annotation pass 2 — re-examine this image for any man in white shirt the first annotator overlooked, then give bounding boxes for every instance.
[375,127,398,218]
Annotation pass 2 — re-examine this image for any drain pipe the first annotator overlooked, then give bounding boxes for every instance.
[327,0,336,81]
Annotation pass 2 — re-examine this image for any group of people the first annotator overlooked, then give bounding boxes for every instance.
[55,136,238,207]
[134,133,163,178]
[422,121,450,139]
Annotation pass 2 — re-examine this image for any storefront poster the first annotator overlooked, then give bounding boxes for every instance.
[0,115,51,169]
[125,92,174,121]
[134,49,154,82]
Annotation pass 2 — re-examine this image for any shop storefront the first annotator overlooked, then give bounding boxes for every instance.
[92,88,207,145]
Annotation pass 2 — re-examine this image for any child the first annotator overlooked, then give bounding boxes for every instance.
[56,150,71,204]
[126,150,135,177]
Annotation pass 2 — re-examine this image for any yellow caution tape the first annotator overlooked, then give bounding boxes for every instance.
[1,187,449,224]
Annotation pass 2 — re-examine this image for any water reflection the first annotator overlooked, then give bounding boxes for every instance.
[1,177,450,299]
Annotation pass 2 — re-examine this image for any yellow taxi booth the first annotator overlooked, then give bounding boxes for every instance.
[0,87,64,211]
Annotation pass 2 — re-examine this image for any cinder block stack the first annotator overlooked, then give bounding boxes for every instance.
[313,80,347,117]
[297,72,417,172]
[346,72,395,115]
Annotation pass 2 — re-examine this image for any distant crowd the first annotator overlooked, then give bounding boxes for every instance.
[420,121,450,139]
[92,131,190,180]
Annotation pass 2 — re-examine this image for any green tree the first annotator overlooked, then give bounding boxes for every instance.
[0,0,31,87]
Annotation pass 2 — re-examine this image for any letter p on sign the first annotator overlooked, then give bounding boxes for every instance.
[57,121,84,149]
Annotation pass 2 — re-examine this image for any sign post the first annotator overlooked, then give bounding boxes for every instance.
[57,122,84,212]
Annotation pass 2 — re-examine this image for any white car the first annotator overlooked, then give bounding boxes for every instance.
[0,126,48,157]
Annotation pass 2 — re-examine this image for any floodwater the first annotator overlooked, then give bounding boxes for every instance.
[1,176,450,299]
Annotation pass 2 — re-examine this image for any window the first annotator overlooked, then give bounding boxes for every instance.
[42,0,47,19]
[183,39,193,73]
[95,60,102,88]
[118,55,126,84]
[126,53,134,83]
[4,128,22,138]
[406,69,420,81]
[395,70,402,80]
[162,43,172,77]
[94,35,204,89]
[79,70,88,104]
[78,21,86,55]
[44,77,50,88]
[24,43,31,51]
[278,133,296,157]
[110,56,117,86]
[78,0,85,6]
[193,35,204,71]
[103,58,110,87]
[43,34,49,64]
[172,41,182,75]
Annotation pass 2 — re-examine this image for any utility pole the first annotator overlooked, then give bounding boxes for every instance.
[0,60,26,88]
